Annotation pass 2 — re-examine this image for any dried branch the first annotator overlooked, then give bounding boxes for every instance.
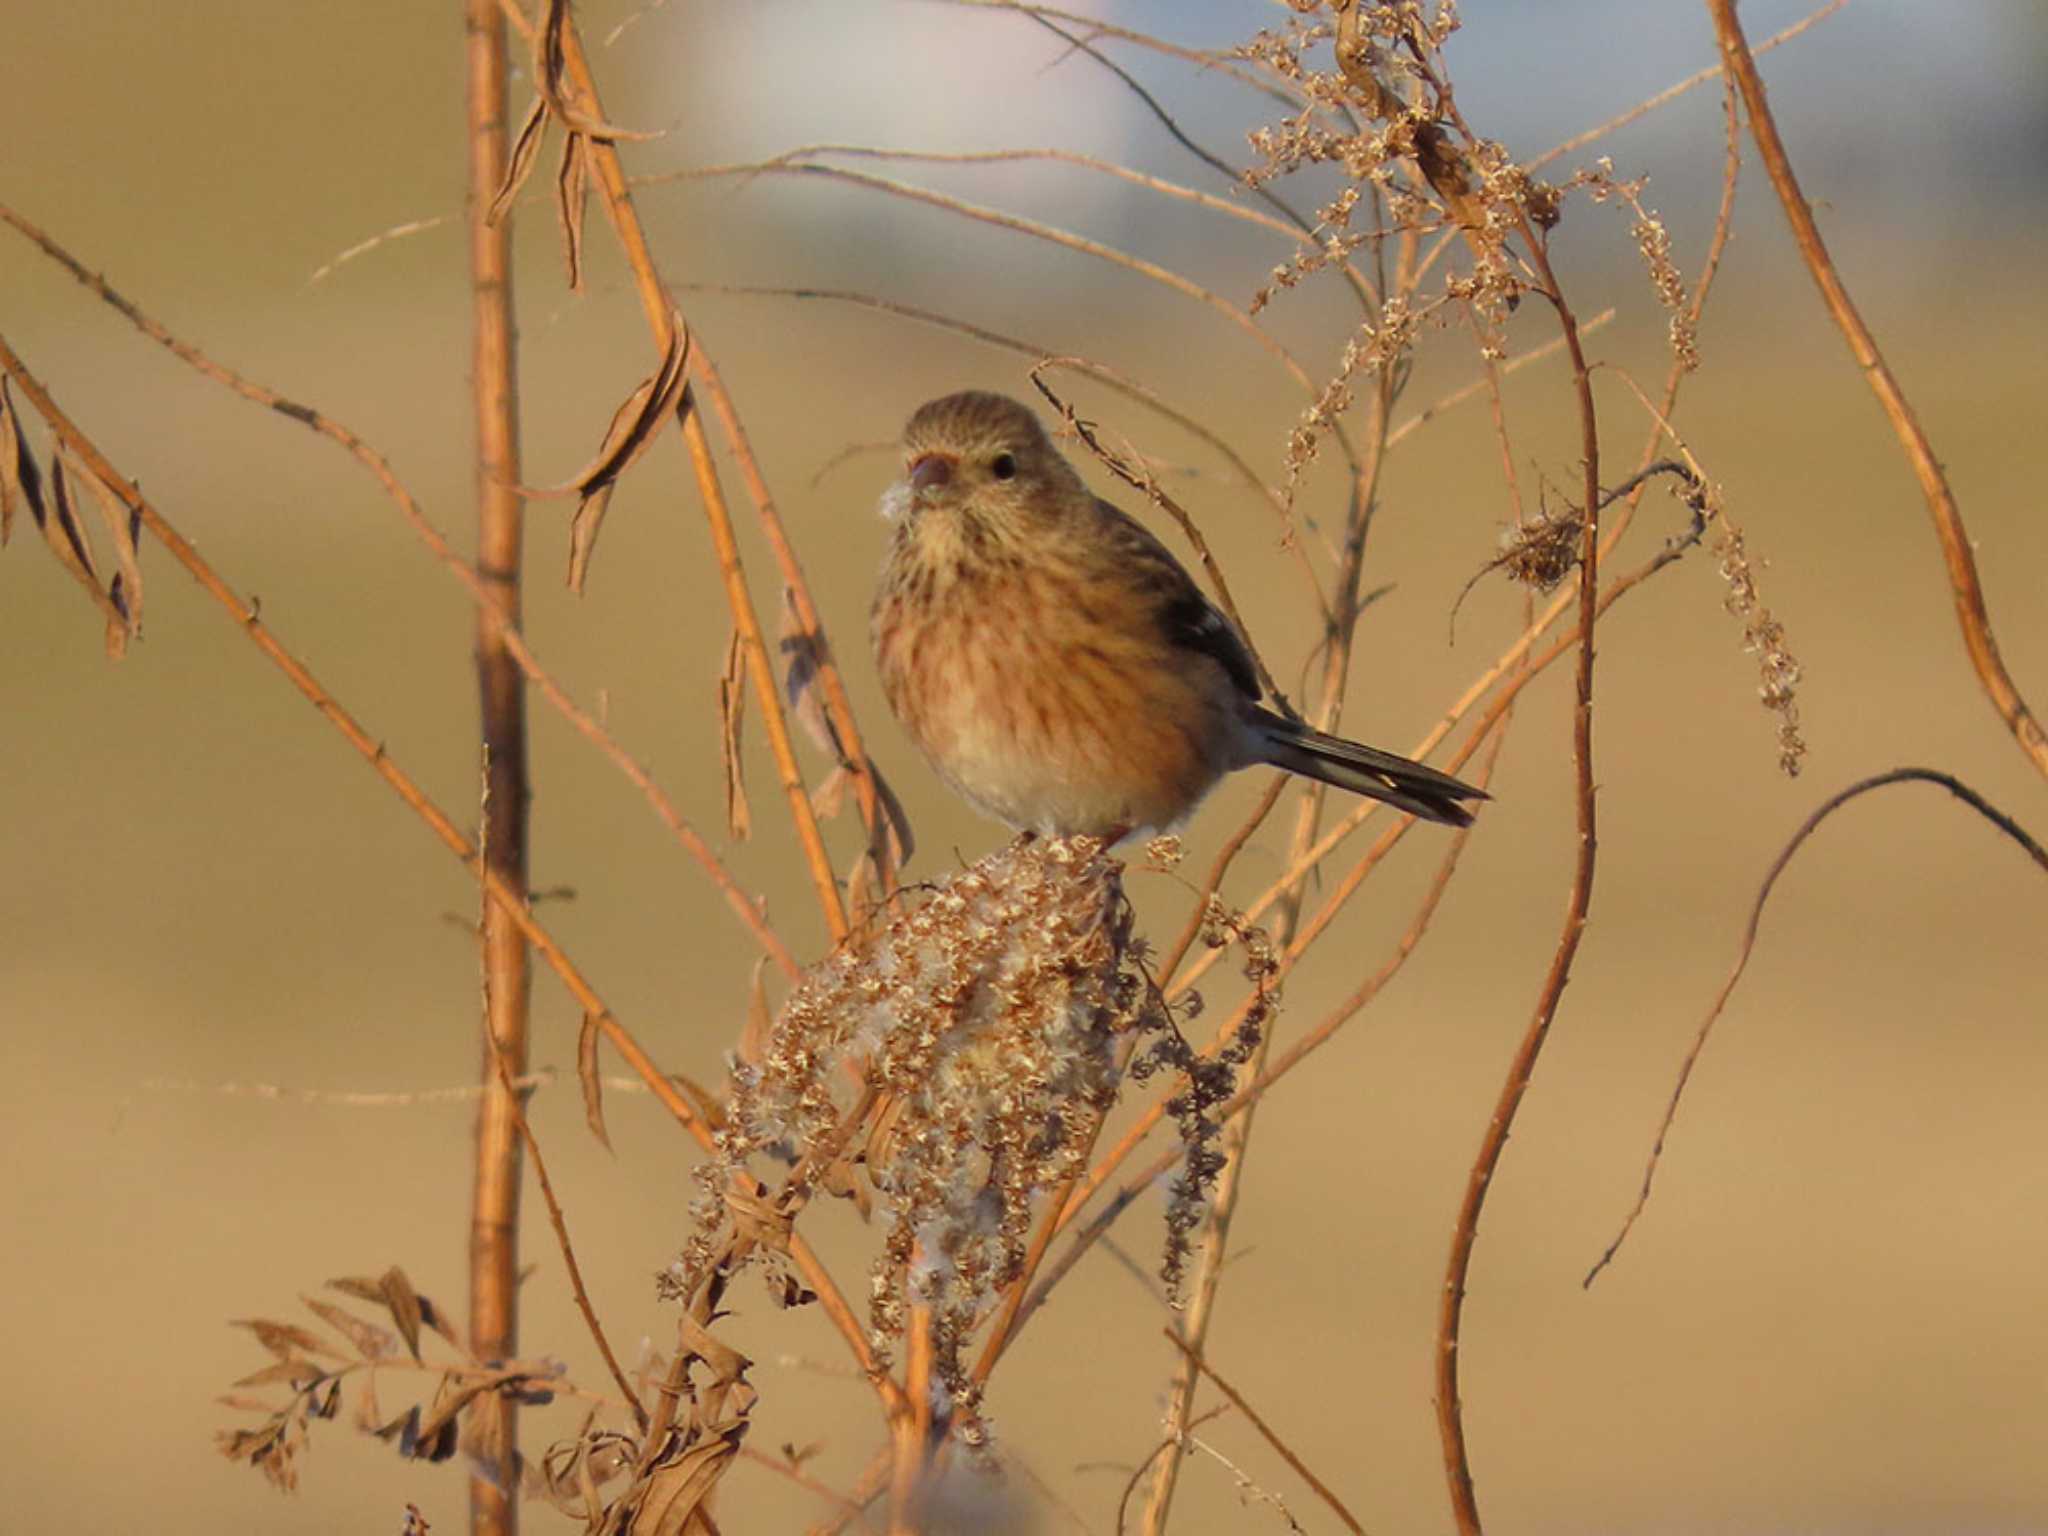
[1586,767,2048,1286]
[1163,1331,1365,1536]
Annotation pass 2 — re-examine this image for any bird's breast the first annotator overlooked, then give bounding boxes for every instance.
[873,542,1235,835]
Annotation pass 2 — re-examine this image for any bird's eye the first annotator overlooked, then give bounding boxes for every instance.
[990,452,1018,481]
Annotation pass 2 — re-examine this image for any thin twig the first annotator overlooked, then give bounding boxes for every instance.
[1163,1330,1365,1536]
[1586,767,2048,1286]
[1530,0,1850,171]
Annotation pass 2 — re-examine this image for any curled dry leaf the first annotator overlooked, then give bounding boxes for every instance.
[44,455,132,655]
[610,1314,755,1536]
[532,315,690,593]
[578,1009,611,1150]
[489,94,550,226]
[72,449,144,645]
[556,129,590,292]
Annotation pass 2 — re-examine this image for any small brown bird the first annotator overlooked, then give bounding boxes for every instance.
[870,391,1487,840]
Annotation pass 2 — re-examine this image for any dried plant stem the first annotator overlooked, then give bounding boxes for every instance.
[692,350,896,893]
[1586,767,2048,1286]
[1163,1331,1365,1536]
[1139,233,1413,1531]
[548,12,851,943]
[465,8,531,1528]
[887,1303,938,1533]
[480,977,646,1434]
[0,200,799,980]
[1705,0,2048,777]
[661,158,1363,477]
[1432,222,1604,1536]
[1531,0,1849,171]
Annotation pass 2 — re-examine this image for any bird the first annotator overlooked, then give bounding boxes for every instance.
[869,390,1487,841]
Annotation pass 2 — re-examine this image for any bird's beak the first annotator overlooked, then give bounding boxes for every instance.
[908,452,954,494]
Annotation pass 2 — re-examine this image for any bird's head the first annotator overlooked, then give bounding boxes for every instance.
[882,391,1086,533]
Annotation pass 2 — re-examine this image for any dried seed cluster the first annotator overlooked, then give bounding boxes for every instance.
[672,836,1258,1439]
[1714,521,1807,776]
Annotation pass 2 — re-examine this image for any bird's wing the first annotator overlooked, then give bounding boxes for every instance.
[1092,496,1261,701]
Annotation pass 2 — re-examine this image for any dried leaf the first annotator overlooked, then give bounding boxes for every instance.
[235,1317,343,1363]
[216,1393,281,1414]
[489,94,550,225]
[617,1315,754,1535]
[555,129,590,292]
[76,458,145,645]
[779,588,840,760]
[535,0,663,143]
[380,1266,426,1361]
[719,626,751,840]
[565,482,613,595]
[0,375,44,547]
[233,1358,323,1390]
[736,956,772,1072]
[577,1010,610,1150]
[329,1269,426,1359]
[542,317,690,593]
[355,1371,383,1434]
[871,762,916,869]
[302,1293,398,1362]
[312,1378,344,1420]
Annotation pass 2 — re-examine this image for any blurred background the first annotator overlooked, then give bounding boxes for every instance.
[4,2,2046,1531]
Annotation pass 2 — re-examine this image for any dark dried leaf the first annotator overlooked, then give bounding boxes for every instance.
[489,94,550,226]
[312,1378,344,1420]
[547,317,690,593]
[779,588,839,760]
[235,1317,343,1362]
[43,453,98,579]
[719,625,751,839]
[555,129,590,292]
[0,375,45,547]
[577,1009,610,1150]
[302,1293,398,1362]
[380,1266,426,1361]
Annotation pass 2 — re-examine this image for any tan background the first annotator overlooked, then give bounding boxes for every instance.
[4,2,2046,1531]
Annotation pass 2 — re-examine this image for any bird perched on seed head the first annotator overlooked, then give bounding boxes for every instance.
[870,391,1486,840]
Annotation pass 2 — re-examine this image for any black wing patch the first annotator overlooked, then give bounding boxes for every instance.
[1164,591,1260,700]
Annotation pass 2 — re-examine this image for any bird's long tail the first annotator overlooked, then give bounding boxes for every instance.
[1247,708,1487,827]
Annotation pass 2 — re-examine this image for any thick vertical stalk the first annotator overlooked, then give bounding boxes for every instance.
[464,3,529,1532]
[1140,240,1414,1534]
